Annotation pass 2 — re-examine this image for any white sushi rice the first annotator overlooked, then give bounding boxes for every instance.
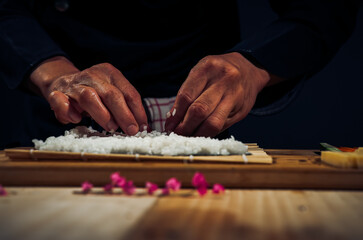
[32,126,248,156]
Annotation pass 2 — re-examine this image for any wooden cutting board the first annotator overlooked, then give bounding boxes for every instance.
[0,148,362,189]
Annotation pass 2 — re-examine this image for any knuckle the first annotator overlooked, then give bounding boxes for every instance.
[92,63,116,78]
[50,77,72,92]
[200,56,219,69]
[189,102,210,119]
[55,77,70,89]
[178,91,193,105]
[48,91,58,102]
[125,89,141,102]
[80,68,106,84]
[79,87,98,102]
[200,56,241,80]
[204,116,224,134]
[102,88,119,103]
[224,65,240,79]
[77,71,93,82]
[93,62,113,71]
[98,62,113,69]
[49,94,66,112]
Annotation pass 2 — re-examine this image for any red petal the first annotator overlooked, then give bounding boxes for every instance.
[192,172,208,188]
[197,187,208,196]
[166,177,181,191]
[161,188,170,195]
[103,183,113,193]
[212,184,225,194]
[122,180,135,195]
[146,182,158,195]
[81,181,93,193]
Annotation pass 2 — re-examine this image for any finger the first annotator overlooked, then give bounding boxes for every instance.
[67,86,118,132]
[193,97,234,137]
[97,85,140,135]
[221,106,250,133]
[69,98,83,114]
[110,70,148,131]
[124,91,148,131]
[164,64,209,132]
[173,84,224,136]
[48,91,82,124]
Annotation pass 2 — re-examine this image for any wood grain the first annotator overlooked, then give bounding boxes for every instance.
[1,188,363,240]
[1,149,363,189]
[0,187,157,240]
[125,190,363,240]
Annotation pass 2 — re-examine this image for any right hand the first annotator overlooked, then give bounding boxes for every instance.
[30,56,148,135]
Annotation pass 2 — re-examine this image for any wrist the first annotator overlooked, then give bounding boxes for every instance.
[233,52,286,91]
[29,56,79,97]
[231,52,270,92]
[236,51,285,89]
[254,66,270,92]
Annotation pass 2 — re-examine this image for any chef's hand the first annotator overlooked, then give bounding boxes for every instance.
[165,52,271,137]
[29,56,148,135]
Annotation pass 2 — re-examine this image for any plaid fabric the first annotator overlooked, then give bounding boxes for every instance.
[144,96,176,132]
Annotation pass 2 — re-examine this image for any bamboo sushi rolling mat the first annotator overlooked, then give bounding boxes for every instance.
[1,146,363,189]
[3,143,270,164]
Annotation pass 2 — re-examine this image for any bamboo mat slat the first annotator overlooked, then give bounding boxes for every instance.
[4,143,272,164]
[1,148,363,189]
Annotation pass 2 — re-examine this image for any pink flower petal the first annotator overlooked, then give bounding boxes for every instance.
[192,172,208,188]
[166,177,181,191]
[103,183,113,193]
[146,182,158,195]
[110,172,120,181]
[212,184,225,194]
[197,186,208,196]
[110,172,126,187]
[116,177,126,188]
[161,187,170,195]
[122,180,135,195]
[81,181,93,193]
[0,185,7,196]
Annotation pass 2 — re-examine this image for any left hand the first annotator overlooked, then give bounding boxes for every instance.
[164,52,270,137]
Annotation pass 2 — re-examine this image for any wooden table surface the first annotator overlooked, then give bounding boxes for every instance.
[1,188,362,240]
[1,149,363,240]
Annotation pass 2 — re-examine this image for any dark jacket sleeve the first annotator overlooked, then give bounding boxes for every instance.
[0,0,66,89]
[230,0,359,79]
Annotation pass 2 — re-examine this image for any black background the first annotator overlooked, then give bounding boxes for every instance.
[1,0,362,149]
[230,0,363,148]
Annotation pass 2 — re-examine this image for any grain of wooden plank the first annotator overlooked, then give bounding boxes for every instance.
[125,190,363,240]
[0,188,157,240]
[1,188,363,240]
[1,150,363,189]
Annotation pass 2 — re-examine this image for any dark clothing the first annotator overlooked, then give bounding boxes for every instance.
[0,0,359,147]
[0,0,358,95]
[1,0,240,97]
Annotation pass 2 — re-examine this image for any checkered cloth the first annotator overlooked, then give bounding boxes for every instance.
[144,96,176,132]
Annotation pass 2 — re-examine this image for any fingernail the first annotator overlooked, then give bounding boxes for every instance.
[69,111,81,123]
[107,120,118,132]
[172,108,176,116]
[127,124,138,135]
[166,111,171,118]
[141,124,148,132]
